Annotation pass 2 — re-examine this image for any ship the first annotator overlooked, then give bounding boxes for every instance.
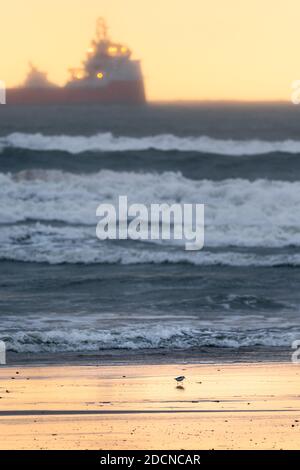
[6,18,146,105]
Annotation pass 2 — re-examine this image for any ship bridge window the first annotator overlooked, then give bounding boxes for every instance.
[108,46,118,55]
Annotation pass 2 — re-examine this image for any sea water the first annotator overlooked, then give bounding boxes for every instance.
[0,103,299,362]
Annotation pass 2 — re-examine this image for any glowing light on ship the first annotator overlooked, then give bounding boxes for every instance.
[108,46,118,55]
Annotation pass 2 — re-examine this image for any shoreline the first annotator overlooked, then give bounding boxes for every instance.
[5,346,293,367]
[0,362,299,449]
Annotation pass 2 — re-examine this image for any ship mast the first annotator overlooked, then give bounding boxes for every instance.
[96,17,108,42]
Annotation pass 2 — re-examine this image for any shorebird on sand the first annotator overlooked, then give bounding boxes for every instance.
[174,376,186,387]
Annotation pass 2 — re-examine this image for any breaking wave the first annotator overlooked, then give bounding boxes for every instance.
[3,324,299,353]
[2,132,300,155]
[0,225,300,266]
[1,170,300,250]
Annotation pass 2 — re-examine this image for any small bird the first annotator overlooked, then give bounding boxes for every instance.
[174,375,186,386]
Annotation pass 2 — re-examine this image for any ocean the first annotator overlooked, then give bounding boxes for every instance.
[0,103,300,364]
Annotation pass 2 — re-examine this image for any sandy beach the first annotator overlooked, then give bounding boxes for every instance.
[0,362,299,449]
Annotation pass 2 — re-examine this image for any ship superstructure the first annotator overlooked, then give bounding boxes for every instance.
[23,63,58,89]
[7,18,146,105]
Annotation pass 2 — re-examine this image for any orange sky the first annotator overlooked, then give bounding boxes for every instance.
[0,0,299,101]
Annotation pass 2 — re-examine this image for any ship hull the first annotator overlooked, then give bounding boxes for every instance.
[6,80,146,105]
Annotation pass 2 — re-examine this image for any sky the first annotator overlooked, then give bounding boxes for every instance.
[0,0,299,101]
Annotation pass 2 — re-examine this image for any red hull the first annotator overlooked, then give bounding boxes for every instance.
[6,80,146,105]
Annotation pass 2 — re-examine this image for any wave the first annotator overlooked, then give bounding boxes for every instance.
[2,324,299,353]
[1,146,300,184]
[0,225,300,266]
[1,170,300,249]
[2,132,300,155]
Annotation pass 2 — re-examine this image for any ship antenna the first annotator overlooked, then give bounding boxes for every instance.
[96,17,108,41]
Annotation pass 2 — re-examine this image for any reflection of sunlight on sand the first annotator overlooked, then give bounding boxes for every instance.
[0,363,299,449]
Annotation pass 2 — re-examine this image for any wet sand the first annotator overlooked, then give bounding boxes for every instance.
[0,362,299,449]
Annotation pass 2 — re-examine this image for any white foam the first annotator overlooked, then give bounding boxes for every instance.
[3,324,299,353]
[1,170,300,249]
[1,132,300,155]
[0,223,299,265]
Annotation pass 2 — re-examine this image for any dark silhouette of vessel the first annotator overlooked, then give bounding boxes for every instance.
[7,18,146,105]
